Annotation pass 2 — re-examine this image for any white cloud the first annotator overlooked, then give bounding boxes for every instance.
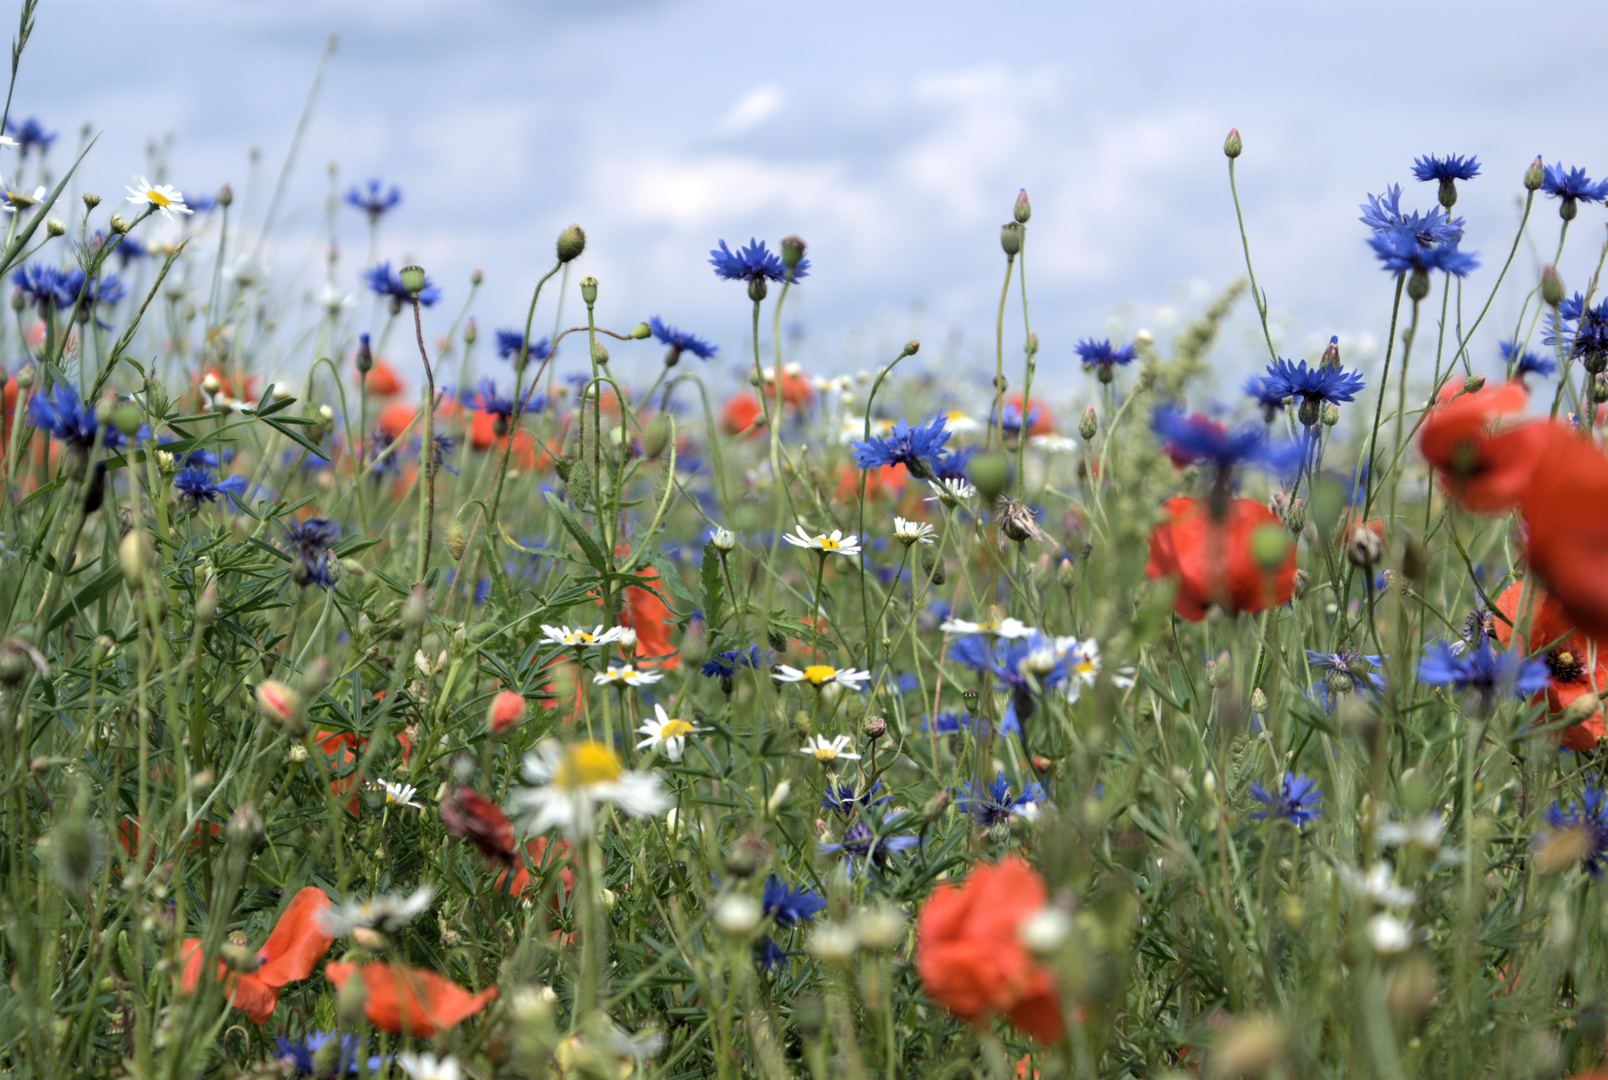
[715,85,784,138]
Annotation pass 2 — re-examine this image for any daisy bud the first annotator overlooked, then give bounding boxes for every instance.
[714,894,762,937]
[398,265,427,295]
[809,923,858,963]
[781,234,807,271]
[557,224,586,263]
[1541,265,1565,307]
[1406,268,1431,301]
[200,371,221,395]
[446,520,468,561]
[1078,405,1098,441]
[711,527,737,553]
[854,906,907,951]
[579,276,598,306]
[82,193,100,210]
[1223,127,1243,159]
[1524,156,1545,191]
[1251,524,1289,572]
[45,218,64,237]
[255,680,304,735]
[463,318,477,345]
[1346,525,1383,568]
[14,364,31,389]
[109,214,129,234]
[1000,222,1022,257]
[1013,188,1032,224]
[118,531,150,587]
[403,585,429,631]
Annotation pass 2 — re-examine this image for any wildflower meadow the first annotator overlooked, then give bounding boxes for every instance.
[6,4,1608,1079]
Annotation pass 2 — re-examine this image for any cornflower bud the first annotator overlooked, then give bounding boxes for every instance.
[398,265,427,295]
[14,364,31,389]
[556,224,586,263]
[579,276,598,306]
[1461,374,1486,395]
[463,318,477,345]
[1250,687,1269,714]
[1000,222,1023,257]
[355,335,373,374]
[781,235,806,272]
[1594,372,1608,405]
[861,715,886,741]
[1524,156,1545,191]
[1078,405,1098,441]
[1542,265,1565,307]
[470,267,483,285]
[1013,189,1032,223]
[217,183,233,207]
[1223,127,1243,159]
[1320,403,1341,426]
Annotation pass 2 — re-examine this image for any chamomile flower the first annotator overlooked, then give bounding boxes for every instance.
[940,408,984,434]
[636,704,705,762]
[510,739,670,836]
[541,624,624,648]
[773,664,872,690]
[125,175,192,220]
[893,517,936,546]
[799,734,861,764]
[376,779,423,810]
[924,478,976,506]
[594,664,663,688]
[319,886,434,935]
[396,1052,462,1080]
[940,617,1034,638]
[783,526,861,557]
[2,181,44,211]
[1029,434,1077,453]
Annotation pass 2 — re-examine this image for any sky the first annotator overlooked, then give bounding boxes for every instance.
[11,1,1608,399]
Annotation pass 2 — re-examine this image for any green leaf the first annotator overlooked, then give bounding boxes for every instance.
[543,491,608,573]
[699,541,725,630]
[48,566,124,632]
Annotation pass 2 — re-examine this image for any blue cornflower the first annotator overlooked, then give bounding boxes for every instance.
[1542,163,1608,216]
[1358,185,1465,245]
[1411,153,1480,183]
[955,771,1046,827]
[27,383,143,452]
[995,401,1040,440]
[469,378,541,424]
[173,466,248,507]
[1500,339,1555,380]
[1150,405,1304,476]
[1543,292,1608,365]
[709,238,807,285]
[6,117,54,155]
[700,645,762,683]
[494,330,553,366]
[364,261,439,306]
[850,415,951,478]
[1075,337,1137,381]
[1367,222,1479,278]
[949,631,1069,735]
[818,809,919,871]
[1306,649,1385,709]
[757,876,825,969]
[112,234,145,266]
[1416,639,1549,707]
[432,432,458,476]
[649,316,718,363]
[1244,375,1288,420]
[273,1031,385,1077]
[282,517,340,589]
[1541,787,1608,878]
[820,779,889,817]
[921,710,972,735]
[343,179,401,222]
[13,264,75,310]
[1259,358,1367,425]
[1248,772,1323,827]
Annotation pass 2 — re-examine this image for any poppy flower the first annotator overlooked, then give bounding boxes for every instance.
[179,887,334,1023]
[467,410,545,470]
[439,786,517,866]
[1145,496,1296,621]
[1418,379,1539,513]
[1494,581,1608,750]
[620,561,680,670]
[1507,426,1608,641]
[1004,393,1055,436]
[720,392,763,437]
[317,729,413,816]
[323,961,497,1038]
[835,462,907,502]
[495,835,577,901]
[377,402,417,440]
[763,367,813,409]
[915,855,1064,1043]
[360,360,404,398]
[489,690,525,736]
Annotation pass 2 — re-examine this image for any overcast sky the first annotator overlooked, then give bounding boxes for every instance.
[12,1,1608,398]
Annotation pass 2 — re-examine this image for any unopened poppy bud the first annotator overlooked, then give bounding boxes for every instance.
[1013,188,1031,223]
[1563,692,1602,727]
[463,318,477,345]
[1031,754,1052,775]
[1407,268,1431,301]
[970,452,1010,501]
[747,276,768,302]
[1250,687,1269,714]
[923,788,950,822]
[45,218,64,237]
[398,265,427,295]
[1524,156,1545,191]
[255,680,304,735]
[1078,405,1098,441]
[1282,499,1305,536]
[1205,651,1233,688]
[403,585,429,631]
[1594,373,1608,404]
[336,967,368,1025]
[631,321,651,340]
[1320,403,1341,426]
[556,224,586,263]
[1461,374,1486,395]
[1542,265,1565,307]
[226,804,264,852]
[861,715,886,741]
[590,341,609,367]
[579,276,598,306]
[1251,524,1289,571]
[779,233,808,272]
[118,531,149,587]
[82,192,101,210]
[1223,127,1243,159]
[1347,525,1384,568]
[1000,222,1022,257]
[446,520,468,560]
[110,399,143,437]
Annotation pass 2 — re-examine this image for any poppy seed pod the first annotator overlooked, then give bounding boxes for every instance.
[398,265,427,295]
[1223,127,1243,159]
[579,276,598,306]
[556,224,586,263]
[1000,222,1022,257]
[631,321,651,339]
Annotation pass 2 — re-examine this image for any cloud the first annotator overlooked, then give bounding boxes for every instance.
[715,85,784,138]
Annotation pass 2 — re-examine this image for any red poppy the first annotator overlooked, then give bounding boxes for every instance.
[915,855,1064,1043]
[1494,581,1608,751]
[317,729,413,816]
[1509,426,1608,641]
[468,411,545,470]
[439,787,517,867]
[323,961,497,1037]
[179,887,334,1023]
[720,392,764,437]
[377,402,417,439]
[1418,379,1537,513]
[835,462,907,502]
[1145,496,1296,621]
[361,360,404,398]
[495,835,577,900]
[620,561,680,670]
[489,690,525,736]
[1006,393,1055,436]
[763,368,813,409]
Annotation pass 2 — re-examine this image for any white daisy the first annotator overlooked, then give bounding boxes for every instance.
[1338,862,1415,908]
[125,175,193,220]
[376,779,423,809]
[1366,912,1415,956]
[940,409,984,435]
[594,664,662,687]
[839,414,892,444]
[0,136,15,149]
[510,739,671,836]
[940,617,1034,639]
[635,704,705,762]
[925,478,977,506]
[319,885,434,935]
[1029,434,1078,453]
[773,664,872,689]
[317,282,355,314]
[783,525,861,557]
[799,733,861,764]
[541,624,624,647]
[1376,813,1445,852]
[397,1052,463,1080]
[892,517,936,546]
[1,181,44,211]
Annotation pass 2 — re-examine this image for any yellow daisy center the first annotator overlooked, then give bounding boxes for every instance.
[817,536,839,550]
[1075,660,1096,676]
[555,740,623,787]
[145,188,171,208]
[812,744,838,761]
[659,719,694,738]
[802,664,837,685]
